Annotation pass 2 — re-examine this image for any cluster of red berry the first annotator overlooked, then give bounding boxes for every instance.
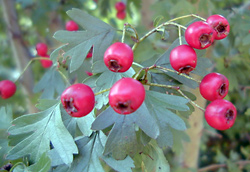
[115,1,126,20]
[61,42,144,117]
[169,14,235,130]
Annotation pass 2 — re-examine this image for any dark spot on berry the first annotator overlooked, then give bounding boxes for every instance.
[116,101,133,114]
[63,98,78,114]
[109,59,122,72]
[199,33,213,48]
[225,109,234,123]
[215,22,228,35]
[178,66,194,75]
[159,167,161,169]
[219,83,226,96]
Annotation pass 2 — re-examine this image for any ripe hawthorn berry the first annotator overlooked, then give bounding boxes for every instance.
[40,54,53,68]
[115,2,126,11]
[169,44,197,75]
[199,72,229,101]
[65,20,79,31]
[206,14,230,40]
[205,99,237,130]
[86,46,93,58]
[61,83,95,117]
[109,78,145,115]
[185,21,214,49]
[116,10,126,20]
[36,43,48,56]
[0,80,16,99]
[104,42,133,72]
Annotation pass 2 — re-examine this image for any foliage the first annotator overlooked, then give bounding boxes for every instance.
[1,0,250,172]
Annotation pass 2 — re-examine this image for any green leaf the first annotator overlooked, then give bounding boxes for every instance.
[0,106,13,166]
[145,90,189,148]
[94,71,122,109]
[53,8,116,73]
[66,131,134,172]
[92,104,160,160]
[33,67,65,99]
[27,153,51,172]
[141,140,170,172]
[7,103,78,165]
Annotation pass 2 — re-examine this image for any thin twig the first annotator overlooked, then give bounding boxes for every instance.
[198,160,250,172]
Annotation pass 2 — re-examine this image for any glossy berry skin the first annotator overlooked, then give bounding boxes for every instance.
[116,10,126,20]
[170,45,197,75]
[109,78,145,115]
[65,20,79,31]
[36,43,48,56]
[206,14,230,40]
[40,54,53,68]
[0,80,16,99]
[104,42,133,72]
[115,2,126,11]
[185,21,214,49]
[200,72,229,101]
[205,99,237,130]
[61,83,95,117]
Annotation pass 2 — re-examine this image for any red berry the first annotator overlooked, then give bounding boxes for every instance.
[0,80,16,99]
[36,43,48,56]
[61,83,95,117]
[104,42,133,73]
[85,71,93,76]
[86,46,93,58]
[206,14,230,40]
[169,44,197,75]
[200,72,229,101]
[205,99,237,130]
[115,1,126,11]
[40,54,53,68]
[109,78,145,115]
[185,21,214,49]
[116,11,126,20]
[65,20,79,31]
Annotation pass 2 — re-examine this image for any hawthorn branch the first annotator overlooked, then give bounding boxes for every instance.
[198,160,250,172]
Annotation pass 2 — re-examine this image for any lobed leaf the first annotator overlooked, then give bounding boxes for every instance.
[7,103,78,165]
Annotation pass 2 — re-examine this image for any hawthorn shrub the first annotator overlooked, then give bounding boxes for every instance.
[2,1,249,171]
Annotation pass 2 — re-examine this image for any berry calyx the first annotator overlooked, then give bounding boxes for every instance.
[61,83,95,117]
[65,20,79,31]
[205,99,237,130]
[206,14,230,40]
[104,42,133,73]
[199,72,229,101]
[36,43,48,56]
[116,10,126,20]
[185,21,214,49]
[115,2,126,11]
[0,80,16,99]
[40,54,53,68]
[169,44,197,75]
[109,78,145,115]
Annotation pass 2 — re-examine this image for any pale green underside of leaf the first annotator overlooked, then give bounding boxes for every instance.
[55,131,135,172]
[7,103,78,165]
[53,8,116,73]
[92,103,160,160]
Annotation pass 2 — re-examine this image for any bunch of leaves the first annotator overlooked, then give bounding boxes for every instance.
[4,6,214,172]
